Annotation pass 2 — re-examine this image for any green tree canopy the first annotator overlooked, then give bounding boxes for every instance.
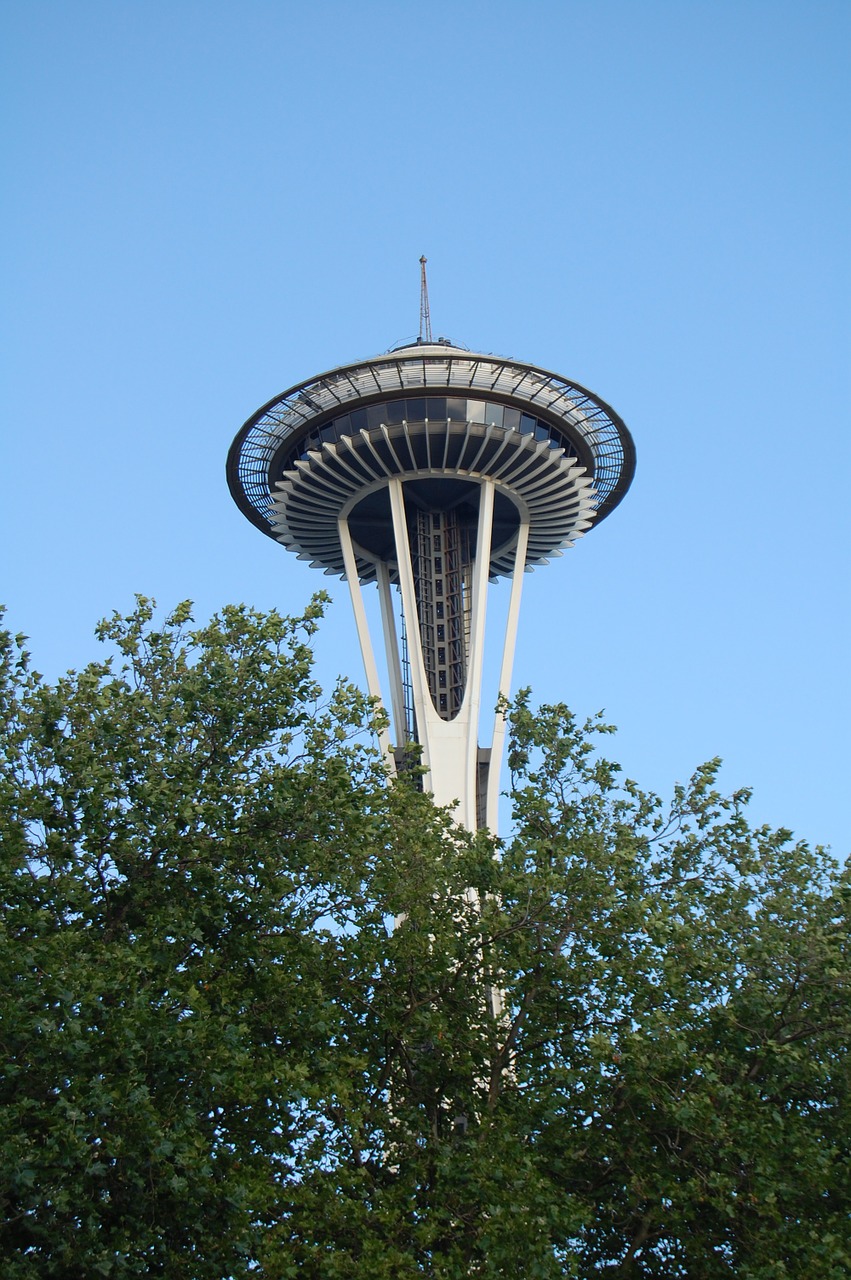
[1,600,848,1278]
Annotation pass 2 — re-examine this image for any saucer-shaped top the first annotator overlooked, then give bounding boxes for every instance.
[227,343,635,575]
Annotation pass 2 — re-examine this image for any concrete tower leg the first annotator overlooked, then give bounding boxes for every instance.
[486,517,530,831]
[386,476,501,832]
[335,483,536,836]
[337,514,394,769]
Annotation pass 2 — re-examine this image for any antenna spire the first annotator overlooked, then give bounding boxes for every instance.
[419,255,433,344]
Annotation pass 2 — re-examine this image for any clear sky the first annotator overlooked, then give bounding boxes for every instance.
[2,1,849,852]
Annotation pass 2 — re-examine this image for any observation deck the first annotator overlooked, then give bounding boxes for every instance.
[227,342,635,583]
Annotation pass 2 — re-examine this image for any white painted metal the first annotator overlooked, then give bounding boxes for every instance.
[462,478,494,828]
[486,517,530,831]
[271,425,596,584]
[382,475,497,830]
[337,514,395,769]
[371,476,501,824]
[294,450,586,832]
[375,560,407,748]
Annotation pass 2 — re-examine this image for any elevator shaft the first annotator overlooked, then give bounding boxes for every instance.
[411,507,471,721]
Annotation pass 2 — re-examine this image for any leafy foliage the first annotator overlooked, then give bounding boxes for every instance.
[0,602,848,1277]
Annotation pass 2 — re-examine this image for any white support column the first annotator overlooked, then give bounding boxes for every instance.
[337,514,394,769]
[388,476,496,829]
[388,478,435,781]
[485,517,530,831]
[463,477,495,828]
[378,476,515,831]
[376,560,407,748]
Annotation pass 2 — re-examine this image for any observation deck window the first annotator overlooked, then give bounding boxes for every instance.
[429,397,447,419]
[287,396,579,470]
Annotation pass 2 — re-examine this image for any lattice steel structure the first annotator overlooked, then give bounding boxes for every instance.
[227,339,634,831]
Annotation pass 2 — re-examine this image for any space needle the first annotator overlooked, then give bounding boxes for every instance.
[227,262,635,832]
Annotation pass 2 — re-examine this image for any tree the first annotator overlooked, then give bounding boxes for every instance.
[0,599,848,1278]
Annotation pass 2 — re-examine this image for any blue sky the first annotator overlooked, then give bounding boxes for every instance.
[2,1,849,851]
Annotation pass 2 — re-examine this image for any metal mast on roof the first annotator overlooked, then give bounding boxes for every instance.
[419,255,432,344]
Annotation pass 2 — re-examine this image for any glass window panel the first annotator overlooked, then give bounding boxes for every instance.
[335,413,351,436]
[366,405,387,429]
[485,403,504,427]
[503,407,521,430]
[349,408,368,431]
[405,397,426,421]
[520,414,537,434]
[384,399,405,424]
[447,397,467,421]
[426,397,446,420]
[466,400,487,423]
